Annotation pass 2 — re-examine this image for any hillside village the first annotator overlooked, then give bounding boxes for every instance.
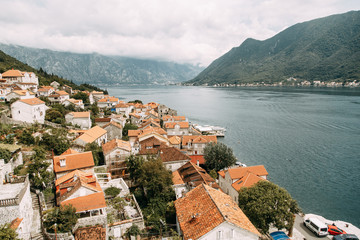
[0,69,296,240]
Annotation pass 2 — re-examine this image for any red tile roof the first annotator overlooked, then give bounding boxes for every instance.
[75,126,107,144]
[190,155,205,165]
[53,151,94,173]
[19,97,45,105]
[102,139,131,155]
[160,146,190,163]
[2,69,23,77]
[162,115,186,121]
[61,192,106,212]
[174,184,260,240]
[182,135,217,146]
[174,161,219,189]
[61,148,79,155]
[68,112,90,118]
[218,165,268,180]
[231,172,266,191]
[10,218,23,230]
[164,122,189,129]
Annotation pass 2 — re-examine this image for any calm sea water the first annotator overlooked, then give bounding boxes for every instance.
[105,85,360,227]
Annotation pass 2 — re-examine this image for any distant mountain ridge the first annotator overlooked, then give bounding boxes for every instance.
[0,44,204,85]
[186,11,360,85]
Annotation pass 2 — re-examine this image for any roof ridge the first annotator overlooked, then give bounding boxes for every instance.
[203,184,227,223]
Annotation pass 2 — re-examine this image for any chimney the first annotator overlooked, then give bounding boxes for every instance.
[197,160,199,166]
[59,157,66,167]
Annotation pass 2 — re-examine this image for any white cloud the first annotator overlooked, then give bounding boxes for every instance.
[0,0,359,66]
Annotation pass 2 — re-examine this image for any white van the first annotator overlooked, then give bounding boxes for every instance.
[304,217,328,237]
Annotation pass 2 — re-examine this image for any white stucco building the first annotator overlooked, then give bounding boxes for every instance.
[65,112,91,129]
[11,98,48,124]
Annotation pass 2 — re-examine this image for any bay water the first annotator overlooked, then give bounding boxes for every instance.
[105,85,360,227]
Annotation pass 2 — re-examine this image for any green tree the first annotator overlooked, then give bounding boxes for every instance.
[204,142,237,172]
[72,91,90,104]
[17,129,35,145]
[125,224,141,239]
[126,155,144,185]
[84,142,104,166]
[128,100,143,104]
[104,186,121,198]
[45,109,64,124]
[238,181,300,234]
[44,204,78,233]
[40,129,70,155]
[0,148,11,163]
[0,223,20,240]
[27,146,54,190]
[122,123,138,139]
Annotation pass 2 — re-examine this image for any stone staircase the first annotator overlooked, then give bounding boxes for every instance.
[30,192,45,240]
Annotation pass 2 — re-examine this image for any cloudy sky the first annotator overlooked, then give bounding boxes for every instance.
[1,0,359,67]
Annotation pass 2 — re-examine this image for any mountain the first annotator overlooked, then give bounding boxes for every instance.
[0,50,105,93]
[0,44,204,85]
[186,11,360,86]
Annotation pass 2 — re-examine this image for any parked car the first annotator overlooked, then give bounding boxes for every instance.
[304,217,328,237]
[269,231,290,240]
[333,234,359,240]
[328,224,347,236]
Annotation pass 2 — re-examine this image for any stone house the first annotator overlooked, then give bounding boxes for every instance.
[65,111,91,129]
[0,176,33,240]
[11,98,48,124]
[89,91,104,104]
[55,170,107,227]
[50,81,60,89]
[162,115,186,123]
[97,97,119,109]
[102,122,123,140]
[181,135,217,155]
[157,104,177,118]
[218,165,268,203]
[63,98,85,109]
[94,117,112,127]
[37,86,55,97]
[73,126,107,147]
[6,90,35,101]
[168,136,181,149]
[48,90,70,104]
[1,69,38,85]
[53,151,95,179]
[164,122,190,136]
[159,146,191,171]
[102,139,131,177]
[172,161,219,199]
[114,103,133,118]
[174,184,261,240]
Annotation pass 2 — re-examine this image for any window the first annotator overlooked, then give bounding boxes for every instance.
[217,230,223,240]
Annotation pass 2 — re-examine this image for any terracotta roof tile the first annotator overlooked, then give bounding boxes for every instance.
[102,121,123,129]
[12,90,35,96]
[102,139,131,155]
[160,146,190,163]
[2,69,23,77]
[162,115,186,121]
[68,112,90,118]
[182,135,217,146]
[10,218,23,230]
[56,90,69,96]
[95,117,111,122]
[53,151,94,173]
[232,172,266,191]
[169,136,181,145]
[19,97,45,105]
[175,162,219,189]
[61,192,106,212]
[164,122,189,129]
[55,169,93,186]
[218,165,268,180]
[75,126,107,144]
[98,97,118,102]
[174,184,260,240]
[190,155,205,165]
[172,170,184,185]
[61,148,79,155]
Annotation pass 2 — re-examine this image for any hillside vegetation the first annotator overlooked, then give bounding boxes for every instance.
[0,44,204,85]
[186,11,360,85]
[0,50,105,92]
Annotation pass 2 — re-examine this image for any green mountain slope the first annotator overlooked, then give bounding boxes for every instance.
[187,11,360,85]
[0,50,104,92]
[0,44,204,85]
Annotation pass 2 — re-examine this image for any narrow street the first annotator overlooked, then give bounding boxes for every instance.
[293,214,332,240]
